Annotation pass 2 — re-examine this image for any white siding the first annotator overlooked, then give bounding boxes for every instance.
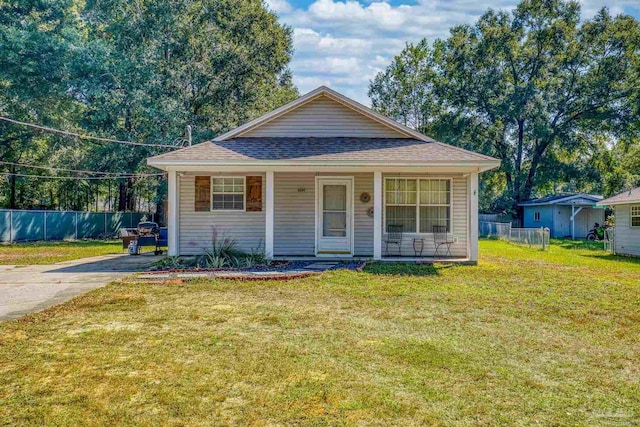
[552,206,604,238]
[553,207,571,238]
[381,174,469,258]
[614,204,640,257]
[273,173,316,256]
[573,207,605,239]
[273,172,374,256]
[352,173,374,256]
[178,174,265,255]
[178,171,471,258]
[241,96,410,138]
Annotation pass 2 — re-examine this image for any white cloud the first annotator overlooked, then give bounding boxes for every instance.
[265,0,292,14]
[293,28,372,55]
[294,57,362,75]
[278,0,640,106]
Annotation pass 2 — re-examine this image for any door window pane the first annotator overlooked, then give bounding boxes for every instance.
[323,212,347,237]
[323,185,346,210]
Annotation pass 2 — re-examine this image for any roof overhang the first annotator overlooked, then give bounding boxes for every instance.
[518,194,603,207]
[147,159,500,174]
[597,199,640,206]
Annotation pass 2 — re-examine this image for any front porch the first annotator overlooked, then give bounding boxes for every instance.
[165,169,479,263]
[272,256,474,264]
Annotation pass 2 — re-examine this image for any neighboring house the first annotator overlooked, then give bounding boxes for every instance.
[147,86,500,262]
[519,193,605,239]
[597,186,640,257]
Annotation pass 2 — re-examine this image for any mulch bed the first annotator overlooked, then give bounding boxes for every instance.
[135,260,367,282]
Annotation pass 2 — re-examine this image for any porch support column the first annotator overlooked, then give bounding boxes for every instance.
[167,170,179,256]
[265,171,274,258]
[469,172,479,263]
[571,204,575,240]
[373,171,383,260]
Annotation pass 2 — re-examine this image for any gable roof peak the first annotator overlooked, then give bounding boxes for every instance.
[213,85,435,142]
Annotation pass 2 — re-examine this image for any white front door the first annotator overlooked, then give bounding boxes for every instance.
[316,178,353,255]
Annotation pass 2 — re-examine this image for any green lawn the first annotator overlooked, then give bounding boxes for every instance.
[1,241,639,426]
[0,240,122,265]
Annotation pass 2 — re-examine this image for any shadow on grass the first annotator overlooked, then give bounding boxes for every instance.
[362,262,460,276]
[580,253,640,266]
[551,238,607,251]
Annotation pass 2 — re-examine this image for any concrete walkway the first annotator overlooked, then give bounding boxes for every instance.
[0,253,158,321]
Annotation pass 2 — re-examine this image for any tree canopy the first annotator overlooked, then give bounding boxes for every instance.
[0,0,297,213]
[370,0,640,212]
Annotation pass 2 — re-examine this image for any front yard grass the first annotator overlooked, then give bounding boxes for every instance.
[1,240,639,425]
[0,240,121,265]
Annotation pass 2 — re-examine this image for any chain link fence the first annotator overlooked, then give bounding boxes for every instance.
[480,221,550,250]
[0,209,153,243]
[604,228,615,253]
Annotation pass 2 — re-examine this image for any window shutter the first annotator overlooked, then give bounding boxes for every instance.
[195,176,210,211]
[246,176,263,212]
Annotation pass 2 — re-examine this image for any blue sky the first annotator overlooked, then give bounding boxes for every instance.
[265,0,640,105]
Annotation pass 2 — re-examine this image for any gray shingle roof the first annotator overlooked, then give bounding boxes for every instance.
[148,137,497,163]
[598,186,640,205]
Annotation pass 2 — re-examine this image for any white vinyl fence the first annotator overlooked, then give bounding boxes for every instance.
[480,221,550,250]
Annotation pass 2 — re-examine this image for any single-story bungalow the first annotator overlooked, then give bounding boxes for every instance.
[519,193,605,239]
[597,186,640,257]
[147,86,500,262]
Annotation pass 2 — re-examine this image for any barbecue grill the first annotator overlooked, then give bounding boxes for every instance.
[131,221,164,255]
[138,221,159,236]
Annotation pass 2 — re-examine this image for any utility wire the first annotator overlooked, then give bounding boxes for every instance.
[0,116,180,149]
[0,160,165,177]
[0,172,165,180]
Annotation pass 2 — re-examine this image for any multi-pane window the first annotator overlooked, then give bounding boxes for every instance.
[534,212,541,222]
[385,178,417,232]
[211,177,245,210]
[385,178,451,233]
[632,205,640,227]
[419,179,451,232]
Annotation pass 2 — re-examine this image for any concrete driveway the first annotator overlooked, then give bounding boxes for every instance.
[0,253,158,321]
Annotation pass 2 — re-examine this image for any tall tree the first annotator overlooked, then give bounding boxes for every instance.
[0,0,84,208]
[76,0,297,212]
[0,0,297,213]
[369,0,640,211]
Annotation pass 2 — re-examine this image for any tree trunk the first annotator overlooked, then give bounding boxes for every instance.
[522,146,545,203]
[155,176,166,226]
[126,177,136,211]
[514,119,525,196]
[118,181,127,211]
[9,172,16,209]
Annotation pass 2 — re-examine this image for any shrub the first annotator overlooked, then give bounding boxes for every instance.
[197,229,247,268]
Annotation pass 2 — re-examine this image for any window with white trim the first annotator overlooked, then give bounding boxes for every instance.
[534,211,541,222]
[211,177,245,210]
[385,178,451,233]
[631,205,640,227]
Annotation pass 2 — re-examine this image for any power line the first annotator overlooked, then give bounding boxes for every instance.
[0,172,165,180]
[0,160,164,177]
[0,116,180,149]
